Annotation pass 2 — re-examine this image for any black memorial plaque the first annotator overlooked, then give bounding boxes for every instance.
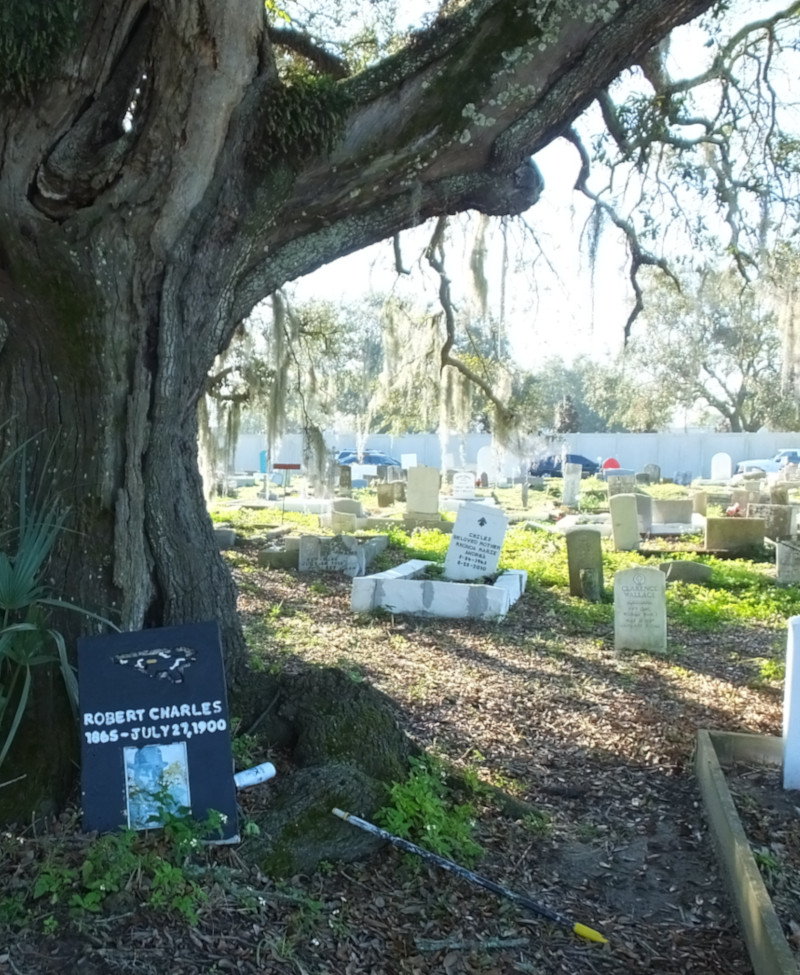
[78,621,238,841]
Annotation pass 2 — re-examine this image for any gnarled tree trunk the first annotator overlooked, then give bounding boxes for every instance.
[0,0,713,819]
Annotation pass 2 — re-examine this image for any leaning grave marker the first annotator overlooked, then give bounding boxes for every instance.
[78,621,238,840]
[443,501,509,581]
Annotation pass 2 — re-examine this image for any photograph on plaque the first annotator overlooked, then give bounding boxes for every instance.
[78,620,239,841]
[124,742,191,830]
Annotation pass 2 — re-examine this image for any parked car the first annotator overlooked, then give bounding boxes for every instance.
[735,449,800,474]
[528,453,599,477]
[335,449,401,467]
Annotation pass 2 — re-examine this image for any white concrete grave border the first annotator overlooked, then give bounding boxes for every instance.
[350,560,527,620]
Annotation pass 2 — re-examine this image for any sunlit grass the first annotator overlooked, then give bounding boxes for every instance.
[215,492,796,635]
[208,504,321,534]
[388,526,450,562]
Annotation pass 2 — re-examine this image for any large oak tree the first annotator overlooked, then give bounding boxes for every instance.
[0,0,753,813]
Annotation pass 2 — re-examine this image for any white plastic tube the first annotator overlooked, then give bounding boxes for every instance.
[234,762,277,789]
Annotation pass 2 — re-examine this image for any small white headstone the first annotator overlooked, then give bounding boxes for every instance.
[331,511,358,533]
[443,502,509,581]
[609,494,640,551]
[452,471,476,500]
[784,616,800,788]
[407,466,440,515]
[710,452,732,480]
[562,462,582,508]
[614,567,667,652]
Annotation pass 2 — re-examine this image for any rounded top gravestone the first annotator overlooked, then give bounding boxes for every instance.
[710,452,733,480]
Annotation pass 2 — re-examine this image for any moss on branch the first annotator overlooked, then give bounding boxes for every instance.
[248,73,353,171]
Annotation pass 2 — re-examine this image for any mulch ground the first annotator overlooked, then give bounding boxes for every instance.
[0,532,792,975]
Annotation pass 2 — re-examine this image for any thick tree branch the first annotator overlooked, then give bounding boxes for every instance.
[266,24,350,79]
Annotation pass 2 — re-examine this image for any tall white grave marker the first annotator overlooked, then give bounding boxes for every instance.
[710,452,732,480]
[475,445,502,487]
[443,502,508,581]
[562,462,582,508]
[614,567,667,652]
[609,494,640,551]
[406,466,440,515]
[784,616,800,788]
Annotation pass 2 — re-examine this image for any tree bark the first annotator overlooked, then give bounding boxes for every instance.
[0,0,715,818]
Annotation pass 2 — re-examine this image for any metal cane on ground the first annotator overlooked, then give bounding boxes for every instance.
[332,808,608,944]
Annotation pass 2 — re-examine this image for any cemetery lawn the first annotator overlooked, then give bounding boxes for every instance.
[0,513,793,974]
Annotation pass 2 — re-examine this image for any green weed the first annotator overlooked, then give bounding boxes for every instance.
[753,847,781,874]
[522,808,553,837]
[377,756,482,865]
[309,579,332,595]
[758,657,786,682]
[30,805,226,925]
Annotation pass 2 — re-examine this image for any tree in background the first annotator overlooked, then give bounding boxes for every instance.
[554,394,581,433]
[629,267,796,431]
[203,296,386,490]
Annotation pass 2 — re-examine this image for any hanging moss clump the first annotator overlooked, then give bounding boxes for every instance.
[0,1,83,98]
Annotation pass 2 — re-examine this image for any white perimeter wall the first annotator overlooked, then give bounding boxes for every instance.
[232,430,800,481]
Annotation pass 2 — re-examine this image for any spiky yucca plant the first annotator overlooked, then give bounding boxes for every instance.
[0,434,117,775]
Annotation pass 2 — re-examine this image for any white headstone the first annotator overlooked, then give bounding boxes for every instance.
[443,502,509,581]
[562,462,582,508]
[452,471,476,500]
[331,511,358,533]
[332,498,366,516]
[609,494,640,551]
[784,616,800,788]
[406,465,440,515]
[710,452,732,480]
[614,567,667,653]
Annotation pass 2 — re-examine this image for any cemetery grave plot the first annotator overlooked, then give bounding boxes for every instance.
[724,760,800,959]
[0,512,791,975]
